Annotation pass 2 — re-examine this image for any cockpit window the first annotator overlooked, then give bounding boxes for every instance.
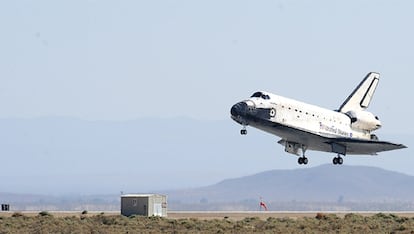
[251,92,262,98]
[251,92,270,100]
[262,94,270,100]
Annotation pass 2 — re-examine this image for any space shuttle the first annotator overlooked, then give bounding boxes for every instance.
[230,72,406,165]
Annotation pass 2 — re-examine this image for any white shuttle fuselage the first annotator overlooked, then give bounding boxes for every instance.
[230,72,406,165]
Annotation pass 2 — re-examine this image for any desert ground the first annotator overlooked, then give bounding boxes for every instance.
[2,211,414,233]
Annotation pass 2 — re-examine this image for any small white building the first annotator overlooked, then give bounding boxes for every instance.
[121,194,167,217]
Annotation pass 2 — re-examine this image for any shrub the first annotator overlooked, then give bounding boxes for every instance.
[11,212,24,218]
[81,210,88,215]
[373,213,390,219]
[315,213,327,220]
[344,213,364,223]
[38,211,52,217]
[242,217,260,223]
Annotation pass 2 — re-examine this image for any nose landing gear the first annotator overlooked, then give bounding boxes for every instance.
[240,126,247,135]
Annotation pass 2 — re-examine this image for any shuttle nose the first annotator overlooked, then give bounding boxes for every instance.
[231,102,248,117]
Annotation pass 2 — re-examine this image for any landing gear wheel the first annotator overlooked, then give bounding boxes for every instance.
[240,129,247,135]
[333,156,343,165]
[298,157,308,165]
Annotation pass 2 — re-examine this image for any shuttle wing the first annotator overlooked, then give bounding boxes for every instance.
[339,72,380,113]
[328,138,407,155]
[263,121,407,155]
[267,121,406,155]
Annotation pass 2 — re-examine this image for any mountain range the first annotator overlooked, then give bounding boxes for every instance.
[2,164,414,211]
[0,117,410,197]
[166,164,414,204]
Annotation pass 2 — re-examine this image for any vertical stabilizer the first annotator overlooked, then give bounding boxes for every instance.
[339,72,379,113]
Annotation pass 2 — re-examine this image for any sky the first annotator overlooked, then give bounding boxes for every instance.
[0,1,413,193]
[1,0,413,125]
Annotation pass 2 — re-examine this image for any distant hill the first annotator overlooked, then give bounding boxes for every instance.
[2,165,414,211]
[166,164,414,203]
[0,117,410,197]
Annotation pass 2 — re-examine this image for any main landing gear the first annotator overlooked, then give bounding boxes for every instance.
[332,154,344,165]
[298,145,308,165]
[298,156,308,165]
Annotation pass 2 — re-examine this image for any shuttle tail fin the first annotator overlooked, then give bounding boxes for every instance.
[339,72,380,113]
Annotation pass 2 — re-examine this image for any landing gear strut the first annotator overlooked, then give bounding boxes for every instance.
[332,154,344,165]
[298,145,308,165]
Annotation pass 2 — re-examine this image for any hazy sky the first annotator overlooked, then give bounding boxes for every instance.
[1,1,413,193]
[1,1,413,126]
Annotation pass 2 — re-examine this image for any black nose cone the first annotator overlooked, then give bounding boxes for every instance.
[231,102,248,117]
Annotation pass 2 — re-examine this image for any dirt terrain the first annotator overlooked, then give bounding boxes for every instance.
[2,211,414,233]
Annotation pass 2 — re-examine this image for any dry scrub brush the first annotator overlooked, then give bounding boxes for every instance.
[1,213,414,233]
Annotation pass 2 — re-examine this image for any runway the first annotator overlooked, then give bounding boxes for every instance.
[168,211,414,220]
[2,211,414,220]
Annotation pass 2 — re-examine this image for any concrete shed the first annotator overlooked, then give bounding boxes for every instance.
[121,194,167,217]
